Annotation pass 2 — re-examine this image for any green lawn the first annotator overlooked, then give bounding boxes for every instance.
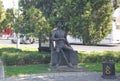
[1,46,120,77]
[79,63,120,72]
[5,63,120,77]
[79,63,102,72]
[5,64,55,77]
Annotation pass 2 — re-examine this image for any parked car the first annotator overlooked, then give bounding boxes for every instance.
[11,34,35,44]
[67,35,82,44]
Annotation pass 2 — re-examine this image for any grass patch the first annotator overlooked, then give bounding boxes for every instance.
[5,64,55,77]
[5,63,120,77]
[79,63,102,72]
[115,63,120,73]
[1,46,120,77]
[79,63,120,72]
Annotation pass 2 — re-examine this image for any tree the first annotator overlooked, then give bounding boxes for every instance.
[19,0,113,45]
[112,0,120,9]
[24,6,51,37]
[19,0,52,36]
[14,6,51,49]
[1,9,14,29]
[13,15,24,33]
[69,0,113,45]
[0,0,5,29]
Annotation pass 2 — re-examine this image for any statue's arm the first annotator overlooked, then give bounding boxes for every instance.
[65,34,71,47]
[51,31,59,41]
[50,31,57,51]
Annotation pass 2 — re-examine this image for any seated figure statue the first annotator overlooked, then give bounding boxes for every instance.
[50,21,78,68]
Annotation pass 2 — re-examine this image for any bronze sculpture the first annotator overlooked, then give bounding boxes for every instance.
[50,21,78,68]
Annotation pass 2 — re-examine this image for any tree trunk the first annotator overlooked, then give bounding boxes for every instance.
[38,32,42,52]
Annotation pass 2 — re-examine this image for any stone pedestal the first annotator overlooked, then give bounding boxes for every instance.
[50,65,87,72]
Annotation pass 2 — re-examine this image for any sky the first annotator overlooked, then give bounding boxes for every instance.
[2,0,18,9]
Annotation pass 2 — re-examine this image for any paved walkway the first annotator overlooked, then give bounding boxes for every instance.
[0,58,120,81]
[1,72,120,81]
[0,58,4,80]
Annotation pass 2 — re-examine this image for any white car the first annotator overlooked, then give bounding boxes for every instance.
[11,34,35,44]
[67,35,82,44]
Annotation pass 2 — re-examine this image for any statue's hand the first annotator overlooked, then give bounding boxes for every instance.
[59,38,65,41]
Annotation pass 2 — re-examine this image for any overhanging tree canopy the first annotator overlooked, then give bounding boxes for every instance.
[19,0,113,45]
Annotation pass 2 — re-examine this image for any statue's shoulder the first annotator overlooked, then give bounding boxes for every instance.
[51,29,57,36]
[53,28,57,31]
[52,28,57,32]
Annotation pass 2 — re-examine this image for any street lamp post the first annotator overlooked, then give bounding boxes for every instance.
[13,0,20,49]
[16,0,20,49]
[12,0,20,49]
[113,0,117,9]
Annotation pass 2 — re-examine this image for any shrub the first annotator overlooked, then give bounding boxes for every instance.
[1,47,120,65]
[78,52,88,63]
[78,51,120,63]
[0,48,51,66]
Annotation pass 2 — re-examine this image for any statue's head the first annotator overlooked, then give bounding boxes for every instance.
[57,21,62,27]
[57,20,63,29]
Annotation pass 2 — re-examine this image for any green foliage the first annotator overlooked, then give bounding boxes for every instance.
[14,6,51,46]
[70,0,113,45]
[0,0,5,28]
[13,15,24,33]
[78,51,120,63]
[0,3,16,29]
[24,6,51,36]
[2,9,14,29]
[1,47,120,66]
[15,3,51,34]
[19,0,113,45]
[0,48,50,66]
[0,48,22,56]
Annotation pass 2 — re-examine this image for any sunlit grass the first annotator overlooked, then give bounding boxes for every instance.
[0,45,38,51]
[5,63,120,77]
[79,63,120,73]
[79,63,102,72]
[5,64,55,77]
